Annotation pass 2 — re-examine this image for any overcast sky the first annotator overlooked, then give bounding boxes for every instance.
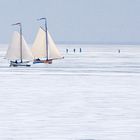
[0,0,140,44]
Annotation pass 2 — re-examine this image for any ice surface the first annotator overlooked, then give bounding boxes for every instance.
[0,44,140,140]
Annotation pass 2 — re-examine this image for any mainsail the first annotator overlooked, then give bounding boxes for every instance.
[5,31,33,61]
[31,27,63,60]
[31,28,46,58]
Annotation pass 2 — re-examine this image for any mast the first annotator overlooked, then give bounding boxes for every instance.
[20,23,23,63]
[12,22,23,63]
[37,17,48,60]
[45,19,48,60]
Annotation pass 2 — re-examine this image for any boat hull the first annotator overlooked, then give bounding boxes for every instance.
[10,61,31,67]
[33,59,52,64]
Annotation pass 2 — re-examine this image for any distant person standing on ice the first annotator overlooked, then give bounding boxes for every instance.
[66,49,68,53]
[118,49,120,53]
[80,48,82,53]
[73,48,76,53]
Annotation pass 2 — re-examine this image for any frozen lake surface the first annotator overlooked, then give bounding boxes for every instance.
[0,44,140,140]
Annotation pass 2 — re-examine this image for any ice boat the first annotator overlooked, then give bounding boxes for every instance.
[5,23,33,67]
[31,18,64,64]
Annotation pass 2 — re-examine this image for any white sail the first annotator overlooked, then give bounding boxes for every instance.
[31,28,46,58]
[5,31,33,61]
[32,27,63,59]
[47,31,63,59]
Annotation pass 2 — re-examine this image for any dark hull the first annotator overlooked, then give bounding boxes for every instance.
[10,61,31,67]
[33,59,52,64]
